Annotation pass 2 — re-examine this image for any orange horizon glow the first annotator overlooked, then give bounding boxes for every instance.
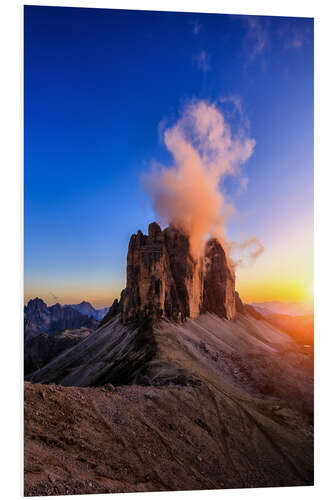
[24,285,121,310]
[25,215,313,310]
[25,273,314,310]
[237,281,314,304]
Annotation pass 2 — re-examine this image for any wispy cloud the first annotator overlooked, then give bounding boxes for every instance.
[192,19,202,35]
[230,236,264,267]
[194,50,210,72]
[245,16,269,63]
[280,22,313,50]
[289,37,303,49]
[220,94,250,130]
[238,176,249,194]
[243,16,312,65]
[48,292,59,302]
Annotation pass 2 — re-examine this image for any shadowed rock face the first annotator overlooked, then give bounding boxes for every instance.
[24,328,92,376]
[119,222,236,323]
[202,238,236,320]
[121,223,203,322]
[235,291,245,314]
[66,301,109,321]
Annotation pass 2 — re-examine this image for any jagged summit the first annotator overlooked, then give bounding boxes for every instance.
[25,297,48,315]
[67,301,109,320]
[24,298,98,338]
[104,222,236,324]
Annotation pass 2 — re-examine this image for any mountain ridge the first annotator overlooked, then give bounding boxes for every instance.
[66,301,109,321]
[24,298,98,340]
[251,301,313,317]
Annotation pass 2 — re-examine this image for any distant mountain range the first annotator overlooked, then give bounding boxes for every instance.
[251,301,313,317]
[66,301,109,321]
[264,313,314,347]
[250,301,314,346]
[24,298,99,340]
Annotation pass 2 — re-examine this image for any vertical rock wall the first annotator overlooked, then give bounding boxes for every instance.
[202,239,236,320]
[120,222,236,323]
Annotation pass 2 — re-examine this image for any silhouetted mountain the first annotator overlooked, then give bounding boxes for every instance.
[24,298,98,339]
[67,301,109,320]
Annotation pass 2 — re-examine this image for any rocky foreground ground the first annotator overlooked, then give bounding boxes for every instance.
[24,378,313,496]
[25,314,313,496]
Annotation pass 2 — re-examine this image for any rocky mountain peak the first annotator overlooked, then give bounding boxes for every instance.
[25,297,48,314]
[202,238,236,320]
[49,303,62,313]
[110,222,236,324]
[24,299,98,338]
[148,221,163,241]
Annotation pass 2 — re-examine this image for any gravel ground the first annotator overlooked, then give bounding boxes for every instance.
[24,379,313,496]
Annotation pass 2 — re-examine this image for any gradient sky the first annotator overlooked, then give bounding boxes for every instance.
[24,6,313,308]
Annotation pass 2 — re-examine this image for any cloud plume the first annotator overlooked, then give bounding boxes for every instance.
[229,237,264,268]
[144,100,257,261]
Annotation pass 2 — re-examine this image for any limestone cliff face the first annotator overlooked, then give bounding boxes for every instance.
[118,222,236,323]
[202,239,236,320]
[121,222,203,322]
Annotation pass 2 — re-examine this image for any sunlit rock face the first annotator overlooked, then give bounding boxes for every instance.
[120,222,236,323]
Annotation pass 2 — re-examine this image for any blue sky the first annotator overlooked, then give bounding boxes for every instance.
[24,6,313,307]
